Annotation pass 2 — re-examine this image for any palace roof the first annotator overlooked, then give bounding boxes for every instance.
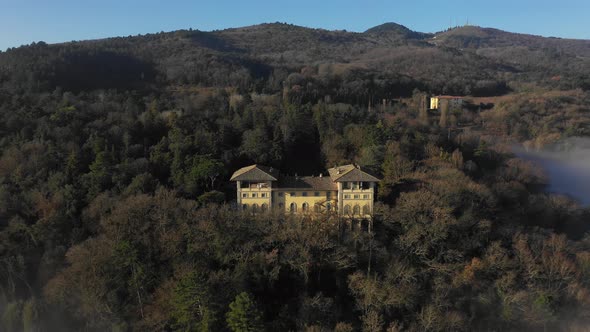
[230,165,279,181]
[231,164,380,184]
[328,164,380,182]
[278,176,338,191]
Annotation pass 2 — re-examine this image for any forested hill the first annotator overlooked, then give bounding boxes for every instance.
[1,22,590,96]
[2,22,590,331]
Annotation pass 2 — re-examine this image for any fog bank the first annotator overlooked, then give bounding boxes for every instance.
[514,137,590,205]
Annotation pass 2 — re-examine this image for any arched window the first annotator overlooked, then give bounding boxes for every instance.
[344,205,351,215]
[290,202,297,213]
[242,204,248,210]
[261,203,268,212]
[252,204,258,213]
[302,202,309,212]
[353,205,360,215]
[363,205,371,215]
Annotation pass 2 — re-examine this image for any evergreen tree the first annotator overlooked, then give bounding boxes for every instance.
[226,292,264,332]
[171,272,215,332]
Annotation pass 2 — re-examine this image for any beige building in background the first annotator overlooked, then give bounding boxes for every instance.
[430,95,464,110]
[230,164,380,218]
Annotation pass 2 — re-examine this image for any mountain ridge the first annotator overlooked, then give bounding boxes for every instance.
[1,21,589,96]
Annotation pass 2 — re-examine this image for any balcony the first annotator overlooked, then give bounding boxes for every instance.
[240,183,271,190]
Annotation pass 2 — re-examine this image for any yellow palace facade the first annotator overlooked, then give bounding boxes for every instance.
[230,164,380,218]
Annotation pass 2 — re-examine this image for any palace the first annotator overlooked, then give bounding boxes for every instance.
[230,164,380,218]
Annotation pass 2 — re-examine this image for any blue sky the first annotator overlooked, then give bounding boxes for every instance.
[1,0,589,51]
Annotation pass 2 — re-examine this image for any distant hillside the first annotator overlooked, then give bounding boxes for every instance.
[1,22,589,96]
[433,26,590,56]
[364,22,432,41]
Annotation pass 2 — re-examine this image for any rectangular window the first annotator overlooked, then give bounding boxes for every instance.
[261,193,267,198]
[302,192,308,197]
[344,194,351,199]
[290,192,296,196]
[242,193,248,198]
[314,192,320,197]
[252,193,257,198]
[354,194,359,199]
[278,192,284,197]
[363,194,369,199]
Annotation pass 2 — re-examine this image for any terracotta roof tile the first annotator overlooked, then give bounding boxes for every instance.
[277,176,338,191]
[334,168,380,182]
[230,164,279,181]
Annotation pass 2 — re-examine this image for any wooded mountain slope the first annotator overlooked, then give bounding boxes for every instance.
[1,23,590,331]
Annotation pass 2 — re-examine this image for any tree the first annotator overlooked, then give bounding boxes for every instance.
[85,149,113,199]
[197,191,225,205]
[439,99,449,128]
[22,298,40,332]
[226,292,264,332]
[241,128,272,164]
[187,155,224,192]
[171,272,215,332]
[2,301,22,332]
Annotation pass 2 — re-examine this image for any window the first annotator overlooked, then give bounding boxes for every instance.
[314,192,320,197]
[363,194,369,199]
[353,205,360,215]
[278,192,284,197]
[290,203,297,213]
[363,205,371,215]
[354,194,359,199]
[242,204,248,210]
[302,192,308,197]
[347,181,360,190]
[344,205,351,215]
[261,203,268,212]
[242,193,248,198]
[261,193,267,198]
[327,192,332,198]
[290,192,296,197]
[344,194,351,199]
[302,202,309,212]
[252,204,258,212]
[252,193,257,198]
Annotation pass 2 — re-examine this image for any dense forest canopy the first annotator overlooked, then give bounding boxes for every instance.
[1,22,590,331]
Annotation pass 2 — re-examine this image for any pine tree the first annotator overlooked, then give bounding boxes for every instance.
[171,272,215,332]
[226,292,264,332]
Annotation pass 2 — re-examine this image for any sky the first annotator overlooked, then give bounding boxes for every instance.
[1,0,589,51]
